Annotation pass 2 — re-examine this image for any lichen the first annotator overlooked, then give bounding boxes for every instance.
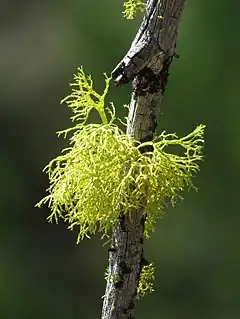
[123,0,146,19]
[36,67,205,243]
[137,263,155,299]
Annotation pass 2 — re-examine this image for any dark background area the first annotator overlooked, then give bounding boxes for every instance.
[1,0,239,318]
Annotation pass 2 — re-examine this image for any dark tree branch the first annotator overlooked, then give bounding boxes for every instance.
[101,1,186,318]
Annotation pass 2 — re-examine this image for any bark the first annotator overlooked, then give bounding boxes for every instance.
[101,0,185,318]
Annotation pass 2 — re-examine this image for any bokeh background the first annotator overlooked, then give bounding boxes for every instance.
[1,0,240,318]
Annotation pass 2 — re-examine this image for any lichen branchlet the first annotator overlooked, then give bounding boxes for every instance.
[137,263,155,299]
[123,0,146,19]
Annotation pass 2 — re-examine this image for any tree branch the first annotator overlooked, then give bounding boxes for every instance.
[101,1,186,318]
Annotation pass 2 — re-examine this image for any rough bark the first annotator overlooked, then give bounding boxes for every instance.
[101,1,185,318]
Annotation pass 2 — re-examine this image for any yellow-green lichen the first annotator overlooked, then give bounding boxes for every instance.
[36,67,205,243]
[137,263,155,299]
[123,0,146,19]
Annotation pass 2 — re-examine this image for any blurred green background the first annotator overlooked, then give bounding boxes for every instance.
[1,0,239,318]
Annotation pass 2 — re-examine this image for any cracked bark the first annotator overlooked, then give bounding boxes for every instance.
[101,1,185,318]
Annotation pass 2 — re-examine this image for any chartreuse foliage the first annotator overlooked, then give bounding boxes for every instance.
[37,66,204,243]
[36,67,204,297]
[123,0,146,19]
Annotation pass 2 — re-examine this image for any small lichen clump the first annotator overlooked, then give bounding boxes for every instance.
[137,263,155,299]
[123,0,146,19]
[36,67,205,244]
